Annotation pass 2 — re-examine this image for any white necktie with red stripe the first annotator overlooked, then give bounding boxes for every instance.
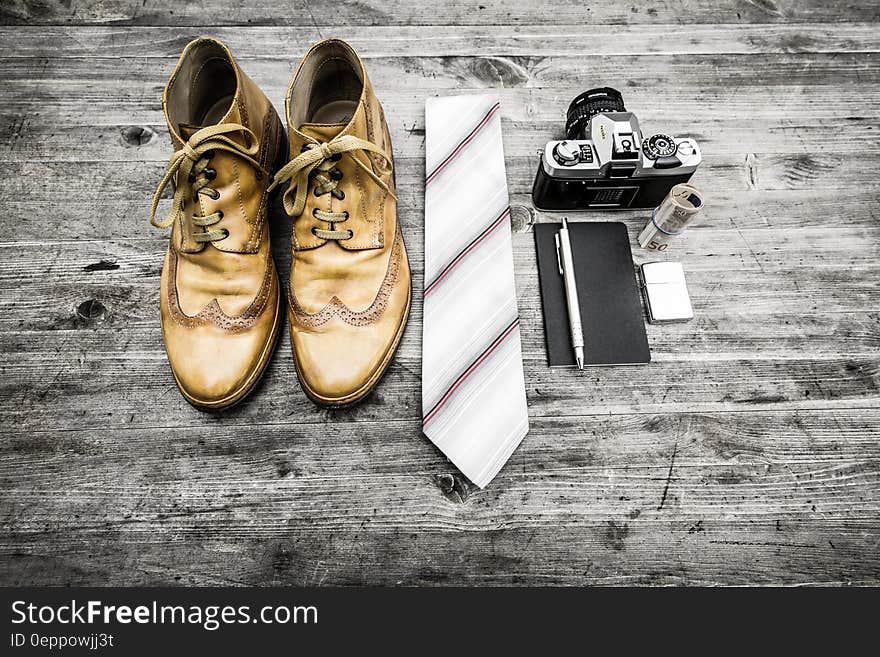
[421,94,529,488]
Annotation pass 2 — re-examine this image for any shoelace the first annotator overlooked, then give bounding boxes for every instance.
[268,135,396,241]
[150,123,267,243]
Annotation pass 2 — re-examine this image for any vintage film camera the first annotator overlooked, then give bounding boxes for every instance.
[532,88,701,210]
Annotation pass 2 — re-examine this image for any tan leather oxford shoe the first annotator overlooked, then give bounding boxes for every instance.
[270,39,411,407]
[150,38,286,410]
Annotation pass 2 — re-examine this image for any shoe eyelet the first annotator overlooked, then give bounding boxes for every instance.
[217,210,224,219]
[204,168,217,180]
[311,208,319,218]
[346,230,354,238]
[313,187,321,197]
[337,190,345,200]
[343,211,350,219]
[330,153,342,162]
[330,168,343,181]
[310,227,318,236]
[220,228,229,239]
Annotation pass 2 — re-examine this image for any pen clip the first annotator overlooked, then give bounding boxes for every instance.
[554,233,563,275]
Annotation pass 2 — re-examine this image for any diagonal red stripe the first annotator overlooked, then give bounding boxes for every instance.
[422,318,520,427]
[424,207,511,297]
[425,103,500,186]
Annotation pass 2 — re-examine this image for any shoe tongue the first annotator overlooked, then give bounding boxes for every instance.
[178,122,202,140]
[297,122,348,142]
[175,102,248,145]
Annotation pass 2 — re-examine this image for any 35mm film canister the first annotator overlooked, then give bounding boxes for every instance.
[638,183,704,251]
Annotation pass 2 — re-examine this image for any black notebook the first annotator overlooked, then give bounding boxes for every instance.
[534,221,650,367]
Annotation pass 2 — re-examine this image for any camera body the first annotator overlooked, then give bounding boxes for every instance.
[532,88,701,210]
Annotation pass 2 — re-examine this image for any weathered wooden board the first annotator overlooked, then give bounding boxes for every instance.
[2,410,879,585]
[1,8,879,586]
[6,24,880,57]
[5,186,880,244]
[3,0,878,27]
[5,52,878,96]
[5,119,879,164]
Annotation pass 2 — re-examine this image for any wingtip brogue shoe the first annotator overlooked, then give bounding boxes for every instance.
[271,39,411,407]
[151,37,287,410]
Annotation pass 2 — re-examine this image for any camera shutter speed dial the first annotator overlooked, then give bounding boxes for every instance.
[642,133,677,160]
[553,140,581,165]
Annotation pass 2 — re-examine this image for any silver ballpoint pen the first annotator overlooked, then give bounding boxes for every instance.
[555,217,585,369]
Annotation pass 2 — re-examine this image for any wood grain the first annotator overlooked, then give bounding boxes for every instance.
[5,24,880,57]
[1,4,879,586]
[3,0,878,27]
[2,411,878,585]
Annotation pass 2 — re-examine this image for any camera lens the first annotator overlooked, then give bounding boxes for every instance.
[565,87,626,140]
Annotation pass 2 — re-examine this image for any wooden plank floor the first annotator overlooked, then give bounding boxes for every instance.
[1,1,878,586]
